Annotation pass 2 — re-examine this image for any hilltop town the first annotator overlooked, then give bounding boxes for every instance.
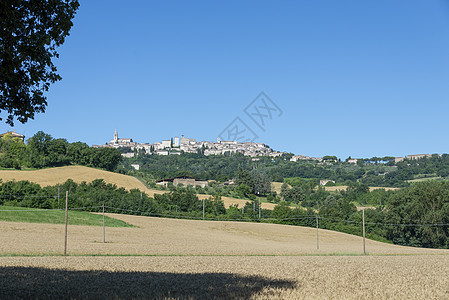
[93,129,284,158]
[92,129,441,163]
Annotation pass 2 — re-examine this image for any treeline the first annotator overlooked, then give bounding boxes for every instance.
[0,179,228,219]
[1,179,448,249]
[123,152,447,188]
[0,131,122,171]
[275,181,449,249]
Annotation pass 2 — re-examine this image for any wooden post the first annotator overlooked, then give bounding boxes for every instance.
[242,198,244,214]
[103,204,105,243]
[258,198,261,219]
[57,187,60,210]
[64,191,68,256]
[203,199,205,219]
[316,213,319,250]
[363,208,366,255]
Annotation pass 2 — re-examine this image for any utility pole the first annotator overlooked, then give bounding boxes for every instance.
[258,197,261,219]
[203,199,205,219]
[103,204,105,243]
[362,208,366,256]
[316,213,319,250]
[242,198,244,214]
[64,191,68,256]
[58,187,60,209]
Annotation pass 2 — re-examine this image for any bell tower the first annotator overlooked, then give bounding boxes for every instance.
[114,129,118,143]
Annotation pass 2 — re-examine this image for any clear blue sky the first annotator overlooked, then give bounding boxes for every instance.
[4,0,449,159]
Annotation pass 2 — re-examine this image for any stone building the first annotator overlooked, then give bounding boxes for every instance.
[156,176,208,188]
[0,131,25,142]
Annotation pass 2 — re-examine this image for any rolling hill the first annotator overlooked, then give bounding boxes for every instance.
[0,166,277,209]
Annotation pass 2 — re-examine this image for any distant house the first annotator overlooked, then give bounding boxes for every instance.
[0,131,25,142]
[347,159,358,164]
[156,176,208,188]
[406,154,431,160]
[290,155,310,162]
[155,150,169,156]
[394,157,404,163]
[161,140,171,148]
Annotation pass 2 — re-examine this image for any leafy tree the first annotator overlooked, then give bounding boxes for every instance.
[67,141,90,165]
[0,0,80,125]
[236,184,251,198]
[385,181,449,248]
[283,186,304,204]
[251,170,271,195]
[47,138,69,166]
[280,182,290,198]
[26,131,53,168]
[0,132,26,168]
[91,147,122,171]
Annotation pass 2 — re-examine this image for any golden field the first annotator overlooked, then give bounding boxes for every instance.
[0,213,448,299]
[0,166,277,209]
[0,213,447,256]
[1,256,448,299]
[0,165,163,196]
[323,185,400,192]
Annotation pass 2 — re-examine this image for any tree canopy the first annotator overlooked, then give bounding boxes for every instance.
[0,0,79,125]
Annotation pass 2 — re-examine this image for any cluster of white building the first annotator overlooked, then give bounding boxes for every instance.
[94,129,285,158]
[289,155,324,162]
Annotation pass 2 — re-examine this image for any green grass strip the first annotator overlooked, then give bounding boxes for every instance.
[0,206,134,227]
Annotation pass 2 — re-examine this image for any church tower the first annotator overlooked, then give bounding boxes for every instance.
[114,129,118,143]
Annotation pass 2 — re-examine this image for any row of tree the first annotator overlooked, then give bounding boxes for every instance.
[0,131,122,171]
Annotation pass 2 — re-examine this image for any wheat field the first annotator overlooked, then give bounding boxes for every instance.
[0,213,448,299]
[1,255,448,299]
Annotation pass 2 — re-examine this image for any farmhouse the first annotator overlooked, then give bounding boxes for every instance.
[0,130,25,142]
[156,176,208,188]
[406,154,431,160]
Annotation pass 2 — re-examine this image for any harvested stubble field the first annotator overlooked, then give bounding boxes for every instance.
[1,213,448,256]
[1,214,449,299]
[323,185,400,192]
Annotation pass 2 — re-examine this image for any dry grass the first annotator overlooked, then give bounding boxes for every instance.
[0,165,151,191]
[0,213,447,256]
[324,185,400,192]
[198,194,278,210]
[271,181,291,194]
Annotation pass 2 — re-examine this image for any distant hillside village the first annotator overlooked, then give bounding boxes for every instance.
[0,130,441,165]
[91,130,443,163]
[93,129,285,158]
